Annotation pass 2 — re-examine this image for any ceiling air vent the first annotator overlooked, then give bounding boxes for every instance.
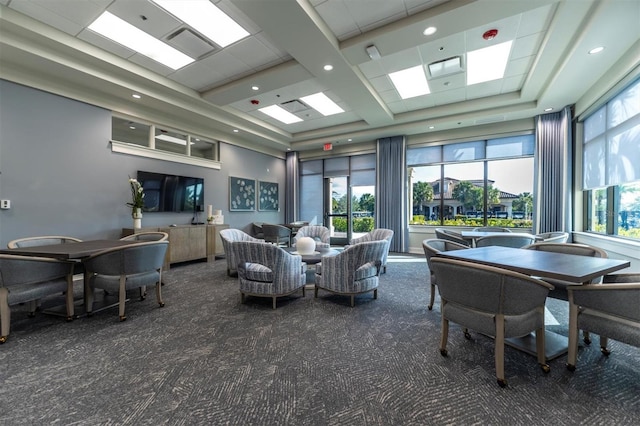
[166,28,216,60]
[428,56,463,79]
[279,99,310,114]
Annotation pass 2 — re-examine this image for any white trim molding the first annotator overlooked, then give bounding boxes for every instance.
[111,140,221,170]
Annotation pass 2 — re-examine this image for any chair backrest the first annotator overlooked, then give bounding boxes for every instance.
[0,254,74,287]
[7,235,82,249]
[262,224,291,244]
[472,227,512,232]
[535,231,569,243]
[475,234,537,248]
[120,231,168,242]
[422,238,469,271]
[434,228,470,246]
[83,241,168,276]
[430,257,553,317]
[294,225,330,245]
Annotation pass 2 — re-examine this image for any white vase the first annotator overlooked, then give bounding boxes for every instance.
[133,208,142,229]
[296,236,315,255]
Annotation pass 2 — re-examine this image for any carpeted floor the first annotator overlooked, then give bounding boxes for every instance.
[1,253,639,425]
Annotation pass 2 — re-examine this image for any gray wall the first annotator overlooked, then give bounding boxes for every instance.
[0,80,285,247]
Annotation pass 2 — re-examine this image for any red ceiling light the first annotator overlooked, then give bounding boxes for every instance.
[483,29,498,40]
[250,99,260,105]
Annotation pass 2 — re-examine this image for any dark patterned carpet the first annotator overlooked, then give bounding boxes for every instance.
[1,253,639,425]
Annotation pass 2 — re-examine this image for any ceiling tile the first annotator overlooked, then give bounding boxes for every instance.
[77,28,136,59]
[169,61,226,91]
[225,36,282,70]
[9,0,104,35]
[198,50,252,81]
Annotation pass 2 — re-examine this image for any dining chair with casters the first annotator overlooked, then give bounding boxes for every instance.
[233,241,307,309]
[293,225,330,249]
[434,228,470,247]
[120,231,169,295]
[349,228,394,273]
[535,231,569,243]
[219,228,265,276]
[566,273,640,371]
[422,239,469,310]
[475,234,538,248]
[83,241,168,321]
[314,240,388,307]
[0,254,76,343]
[430,257,554,387]
[262,224,292,247]
[472,226,512,232]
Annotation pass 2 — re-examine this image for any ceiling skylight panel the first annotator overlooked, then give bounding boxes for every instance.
[151,0,249,48]
[467,41,513,85]
[88,11,194,70]
[259,105,303,124]
[389,65,431,99]
[300,93,344,116]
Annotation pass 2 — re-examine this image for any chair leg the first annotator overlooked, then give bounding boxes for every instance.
[600,336,610,356]
[583,330,591,345]
[272,296,277,310]
[536,327,550,373]
[495,314,506,387]
[567,296,579,371]
[373,289,378,300]
[439,317,449,356]
[350,295,355,307]
[428,283,435,310]
[0,288,10,343]
[240,292,245,304]
[314,286,319,298]
[65,274,74,321]
[118,276,127,321]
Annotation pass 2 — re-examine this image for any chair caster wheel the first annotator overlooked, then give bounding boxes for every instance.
[541,364,551,374]
[66,316,74,322]
[159,302,165,308]
[601,347,611,356]
[497,379,507,388]
[0,336,7,344]
[119,315,127,322]
[566,363,576,372]
[440,349,448,357]
[464,331,471,340]
[428,305,433,311]
[583,336,591,345]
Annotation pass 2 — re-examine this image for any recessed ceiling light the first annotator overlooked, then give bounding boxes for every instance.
[88,12,194,70]
[423,26,437,36]
[429,126,435,129]
[544,108,553,112]
[129,126,136,130]
[132,93,141,99]
[589,46,605,54]
[251,86,259,91]
[156,134,191,145]
[300,92,344,116]
[233,129,239,133]
[323,64,333,71]
[348,138,352,142]
[259,105,303,124]
[389,65,431,99]
[467,40,513,85]
[151,0,249,48]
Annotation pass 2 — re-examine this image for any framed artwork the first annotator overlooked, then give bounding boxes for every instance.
[229,177,256,211]
[258,181,279,211]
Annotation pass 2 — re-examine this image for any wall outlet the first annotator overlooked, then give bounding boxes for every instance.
[1,200,10,209]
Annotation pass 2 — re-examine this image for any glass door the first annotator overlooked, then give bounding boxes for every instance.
[325,176,350,245]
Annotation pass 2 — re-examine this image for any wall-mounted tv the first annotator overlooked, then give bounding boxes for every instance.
[137,170,204,213]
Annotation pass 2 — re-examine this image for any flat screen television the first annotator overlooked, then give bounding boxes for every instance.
[137,170,204,213]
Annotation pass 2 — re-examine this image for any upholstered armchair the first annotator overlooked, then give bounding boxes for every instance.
[535,231,569,243]
[422,238,469,310]
[430,257,554,387]
[434,228,470,247]
[566,273,640,371]
[84,241,168,321]
[262,224,292,247]
[349,228,394,273]
[314,240,388,307]
[293,225,330,249]
[0,254,76,343]
[233,241,306,309]
[120,231,168,242]
[220,228,265,276]
[7,235,82,248]
[475,234,537,248]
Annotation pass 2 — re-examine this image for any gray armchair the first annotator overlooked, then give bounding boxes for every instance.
[84,241,168,321]
[262,224,292,247]
[234,241,306,309]
[349,228,394,273]
[566,273,640,371]
[430,257,554,387]
[475,234,537,248]
[472,226,512,232]
[120,231,168,242]
[7,235,82,248]
[0,254,76,343]
[422,238,469,310]
[314,240,388,307]
[220,228,265,276]
[434,228,470,247]
[535,231,569,243]
[293,225,330,249]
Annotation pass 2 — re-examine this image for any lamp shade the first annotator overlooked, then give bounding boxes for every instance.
[296,237,316,255]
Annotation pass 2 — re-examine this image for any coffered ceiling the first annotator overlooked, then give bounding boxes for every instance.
[1,0,638,156]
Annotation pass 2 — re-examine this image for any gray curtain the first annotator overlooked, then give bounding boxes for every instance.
[376,136,407,252]
[285,151,299,224]
[533,106,573,234]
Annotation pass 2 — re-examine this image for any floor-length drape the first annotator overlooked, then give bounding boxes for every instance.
[533,106,573,234]
[285,151,299,224]
[376,136,407,252]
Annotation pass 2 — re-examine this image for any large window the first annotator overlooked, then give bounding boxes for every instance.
[583,78,640,240]
[408,135,534,228]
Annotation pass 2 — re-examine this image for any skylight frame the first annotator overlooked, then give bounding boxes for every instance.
[467,40,513,85]
[88,11,194,70]
[151,0,249,48]
[300,93,344,116]
[259,105,303,124]
[389,65,431,99]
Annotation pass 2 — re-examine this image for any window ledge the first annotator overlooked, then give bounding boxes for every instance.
[111,140,221,170]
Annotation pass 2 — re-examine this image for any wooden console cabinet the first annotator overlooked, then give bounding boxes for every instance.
[122,224,229,268]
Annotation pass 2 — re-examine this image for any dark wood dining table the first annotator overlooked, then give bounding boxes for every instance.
[434,246,631,359]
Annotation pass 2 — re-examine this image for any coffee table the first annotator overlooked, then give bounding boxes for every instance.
[285,247,339,284]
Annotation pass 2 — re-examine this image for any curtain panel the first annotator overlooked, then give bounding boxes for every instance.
[376,136,407,252]
[285,151,299,224]
[533,106,573,234]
